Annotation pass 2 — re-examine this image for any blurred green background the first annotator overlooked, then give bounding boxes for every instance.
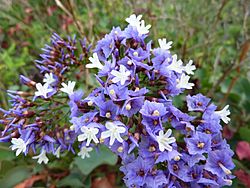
[0,0,249,187]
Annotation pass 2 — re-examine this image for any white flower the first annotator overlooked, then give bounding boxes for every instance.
[167,54,183,73]
[78,146,93,159]
[35,83,53,98]
[86,53,104,69]
[184,60,196,75]
[43,73,55,85]
[137,20,151,36]
[55,146,61,158]
[215,105,230,124]
[60,81,76,96]
[125,14,142,27]
[32,149,49,164]
[111,65,131,85]
[158,38,173,50]
[176,74,194,89]
[78,126,99,146]
[101,122,126,146]
[10,138,26,156]
[156,129,176,152]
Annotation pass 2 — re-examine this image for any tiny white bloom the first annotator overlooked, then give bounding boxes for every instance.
[43,73,55,85]
[55,146,61,158]
[137,20,151,36]
[78,126,99,146]
[35,83,53,98]
[125,14,142,27]
[60,81,76,96]
[78,146,93,159]
[184,60,196,75]
[167,54,183,73]
[111,65,131,85]
[158,38,173,50]
[176,74,194,89]
[215,105,230,124]
[101,122,126,146]
[10,138,26,156]
[32,149,49,164]
[86,53,104,69]
[156,129,176,152]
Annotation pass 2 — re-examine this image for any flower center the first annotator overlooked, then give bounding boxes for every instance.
[197,142,205,149]
[153,120,158,125]
[127,60,133,65]
[125,103,132,111]
[152,110,160,116]
[117,146,123,153]
[174,156,180,161]
[148,145,156,152]
[137,169,145,177]
[87,101,93,106]
[133,51,138,56]
[109,89,115,95]
[205,129,211,134]
[105,112,111,118]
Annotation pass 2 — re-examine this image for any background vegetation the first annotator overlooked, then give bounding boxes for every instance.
[0,0,249,187]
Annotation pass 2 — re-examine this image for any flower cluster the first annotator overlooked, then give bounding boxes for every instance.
[0,14,234,187]
[0,33,90,163]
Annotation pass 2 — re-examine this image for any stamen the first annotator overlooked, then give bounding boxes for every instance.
[218,162,232,175]
[87,101,93,106]
[117,146,123,153]
[109,89,115,95]
[174,155,180,161]
[105,112,111,118]
[127,60,133,65]
[125,103,132,111]
[197,142,205,149]
[152,110,160,116]
[133,51,138,56]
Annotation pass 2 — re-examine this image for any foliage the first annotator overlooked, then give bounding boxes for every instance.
[0,0,249,187]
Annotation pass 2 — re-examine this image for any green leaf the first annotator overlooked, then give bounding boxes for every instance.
[0,166,32,188]
[0,143,15,161]
[73,145,118,175]
[239,127,250,142]
[57,170,83,188]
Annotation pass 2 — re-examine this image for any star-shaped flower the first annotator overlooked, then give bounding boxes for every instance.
[43,73,55,85]
[176,74,194,89]
[86,53,104,69]
[101,121,126,146]
[184,60,196,75]
[78,126,99,146]
[125,14,142,27]
[156,129,176,152]
[167,54,183,73]
[111,65,131,85]
[215,105,230,124]
[60,81,76,96]
[78,146,93,159]
[35,83,53,98]
[137,20,151,36]
[158,38,173,50]
[10,138,26,156]
[32,149,49,164]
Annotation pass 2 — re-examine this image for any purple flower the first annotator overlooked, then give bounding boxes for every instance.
[97,100,119,119]
[106,84,129,101]
[140,100,167,119]
[121,96,144,117]
[122,156,154,187]
[186,94,211,112]
[185,132,212,155]
[205,150,235,176]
